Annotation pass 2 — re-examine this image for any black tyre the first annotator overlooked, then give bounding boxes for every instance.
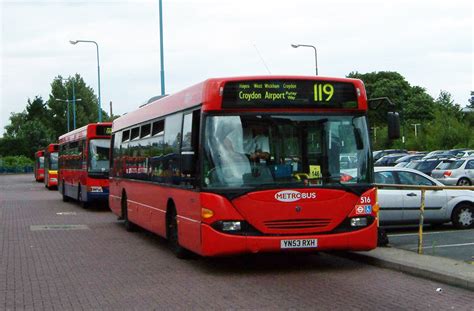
[78,185,89,209]
[167,207,191,259]
[456,178,472,186]
[62,182,69,202]
[377,227,389,247]
[451,203,474,229]
[122,193,136,232]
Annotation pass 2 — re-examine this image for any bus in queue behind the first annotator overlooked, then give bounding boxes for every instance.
[34,150,45,182]
[44,143,59,190]
[58,123,112,208]
[109,76,400,258]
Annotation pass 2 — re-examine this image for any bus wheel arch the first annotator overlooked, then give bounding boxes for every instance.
[166,199,191,259]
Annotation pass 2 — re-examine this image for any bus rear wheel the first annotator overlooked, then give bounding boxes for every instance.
[62,182,69,202]
[121,193,136,232]
[166,206,191,259]
[78,185,89,209]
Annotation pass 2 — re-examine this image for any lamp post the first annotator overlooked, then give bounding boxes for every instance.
[159,0,165,95]
[69,39,102,122]
[412,123,421,137]
[291,44,318,75]
[57,77,78,130]
[55,98,82,131]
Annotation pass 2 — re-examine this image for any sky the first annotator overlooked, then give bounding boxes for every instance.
[1,0,472,136]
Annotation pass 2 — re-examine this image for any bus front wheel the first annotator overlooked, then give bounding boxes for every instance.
[166,205,191,259]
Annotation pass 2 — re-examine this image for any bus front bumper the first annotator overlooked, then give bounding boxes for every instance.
[200,221,378,257]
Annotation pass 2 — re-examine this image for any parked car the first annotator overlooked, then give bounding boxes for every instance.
[374,153,408,166]
[405,158,448,176]
[373,149,407,162]
[374,167,474,229]
[431,157,474,186]
[455,150,474,158]
[393,154,426,167]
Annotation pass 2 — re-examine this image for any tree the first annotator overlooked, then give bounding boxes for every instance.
[0,74,110,158]
[47,74,110,139]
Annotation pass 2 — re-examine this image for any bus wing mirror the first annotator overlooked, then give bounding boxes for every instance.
[387,112,400,140]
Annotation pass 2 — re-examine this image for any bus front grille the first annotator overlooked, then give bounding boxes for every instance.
[263,219,331,230]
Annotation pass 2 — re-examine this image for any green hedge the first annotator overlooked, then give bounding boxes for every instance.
[0,156,34,174]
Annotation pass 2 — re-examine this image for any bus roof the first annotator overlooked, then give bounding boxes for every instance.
[59,122,113,144]
[46,143,59,152]
[35,150,44,157]
[113,75,367,132]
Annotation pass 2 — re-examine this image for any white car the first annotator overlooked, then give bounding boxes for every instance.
[374,167,474,229]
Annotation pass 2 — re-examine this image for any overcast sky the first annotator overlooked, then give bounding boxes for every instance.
[1,0,472,135]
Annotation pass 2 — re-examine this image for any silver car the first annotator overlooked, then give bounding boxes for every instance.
[431,157,474,186]
[374,167,474,229]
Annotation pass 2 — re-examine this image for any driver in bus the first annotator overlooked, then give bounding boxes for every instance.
[243,127,270,162]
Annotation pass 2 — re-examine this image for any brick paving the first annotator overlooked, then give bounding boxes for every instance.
[1,174,473,310]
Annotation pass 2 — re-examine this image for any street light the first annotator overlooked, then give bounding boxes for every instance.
[69,39,102,122]
[412,123,421,137]
[55,98,82,131]
[291,44,318,75]
[57,77,79,130]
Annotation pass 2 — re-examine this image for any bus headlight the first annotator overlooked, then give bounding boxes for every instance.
[350,217,368,227]
[222,221,242,232]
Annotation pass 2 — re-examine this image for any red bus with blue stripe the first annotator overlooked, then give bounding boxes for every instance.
[109,76,383,257]
[34,150,45,182]
[44,143,59,189]
[58,123,112,207]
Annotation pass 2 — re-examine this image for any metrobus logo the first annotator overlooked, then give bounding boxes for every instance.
[274,190,317,202]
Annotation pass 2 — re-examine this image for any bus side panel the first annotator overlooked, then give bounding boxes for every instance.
[173,190,201,255]
[109,178,122,216]
[109,178,202,255]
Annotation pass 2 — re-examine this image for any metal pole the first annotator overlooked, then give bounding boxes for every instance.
[291,44,318,75]
[69,40,102,122]
[159,0,165,95]
[94,42,102,122]
[72,79,76,129]
[311,45,318,76]
[64,80,70,132]
[417,189,426,254]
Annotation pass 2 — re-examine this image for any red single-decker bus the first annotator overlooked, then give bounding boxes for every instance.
[58,123,112,207]
[44,143,59,190]
[110,76,386,258]
[34,150,45,182]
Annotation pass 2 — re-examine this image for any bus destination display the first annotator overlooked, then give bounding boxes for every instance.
[222,80,358,108]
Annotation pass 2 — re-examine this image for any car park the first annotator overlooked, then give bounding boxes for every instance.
[393,154,426,167]
[455,150,474,158]
[373,149,407,162]
[431,157,474,186]
[374,167,474,229]
[374,153,408,166]
[404,158,447,176]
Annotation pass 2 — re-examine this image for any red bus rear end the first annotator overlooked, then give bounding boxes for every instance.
[58,123,112,207]
[44,143,59,189]
[34,150,45,182]
[110,76,379,257]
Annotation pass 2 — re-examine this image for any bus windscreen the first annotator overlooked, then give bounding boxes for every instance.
[222,80,358,109]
